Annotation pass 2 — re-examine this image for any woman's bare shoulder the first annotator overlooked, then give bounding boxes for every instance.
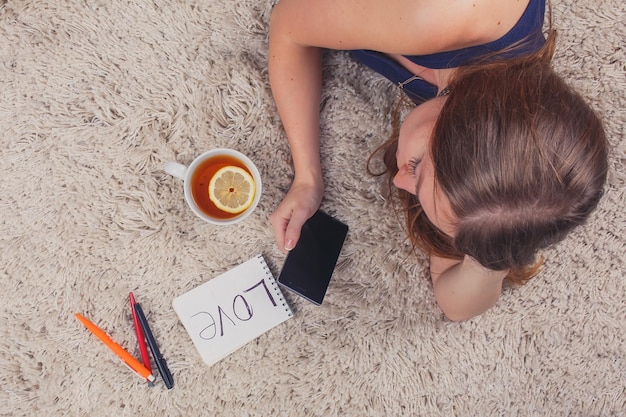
[270,0,530,54]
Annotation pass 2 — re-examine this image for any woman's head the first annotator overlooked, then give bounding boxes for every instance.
[379,37,609,283]
[433,57,608,273]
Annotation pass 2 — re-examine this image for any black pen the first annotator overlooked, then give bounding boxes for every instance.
[133,303,174,389]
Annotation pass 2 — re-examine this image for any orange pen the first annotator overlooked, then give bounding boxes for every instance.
[75,313,156,383]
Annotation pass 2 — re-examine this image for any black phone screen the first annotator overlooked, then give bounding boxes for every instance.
[277,210,348,305]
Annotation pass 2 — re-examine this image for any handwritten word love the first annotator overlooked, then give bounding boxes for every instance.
[191,278,277,340]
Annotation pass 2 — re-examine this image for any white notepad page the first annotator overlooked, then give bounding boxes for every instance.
[172,254,293,366]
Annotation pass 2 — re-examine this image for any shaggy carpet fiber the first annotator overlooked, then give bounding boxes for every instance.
[1,1,624,416]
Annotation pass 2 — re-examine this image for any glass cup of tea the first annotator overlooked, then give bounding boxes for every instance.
[164,149,262,225]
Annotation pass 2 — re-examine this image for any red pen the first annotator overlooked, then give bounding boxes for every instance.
[129,292,153,385]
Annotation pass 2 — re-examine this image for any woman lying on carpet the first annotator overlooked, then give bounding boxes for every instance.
[267,0,608,321]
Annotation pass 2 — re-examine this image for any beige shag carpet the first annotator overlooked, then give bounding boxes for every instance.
[1,1,624,416]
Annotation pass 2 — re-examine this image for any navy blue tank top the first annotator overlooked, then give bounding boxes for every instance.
[351,0,546,103]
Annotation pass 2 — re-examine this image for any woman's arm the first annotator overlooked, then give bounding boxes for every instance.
[267,4,325,252]
[429,254,507,321]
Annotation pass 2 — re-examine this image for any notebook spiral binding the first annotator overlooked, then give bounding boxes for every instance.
[258,254,293,317]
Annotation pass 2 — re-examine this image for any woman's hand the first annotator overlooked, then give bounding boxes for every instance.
[270,179,324,254]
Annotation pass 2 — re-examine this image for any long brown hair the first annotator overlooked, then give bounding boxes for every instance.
[369,31,609,285]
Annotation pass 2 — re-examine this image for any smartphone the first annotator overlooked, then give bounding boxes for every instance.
[278,210,348,305]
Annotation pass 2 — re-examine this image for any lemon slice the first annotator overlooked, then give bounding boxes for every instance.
[208,166,256,214]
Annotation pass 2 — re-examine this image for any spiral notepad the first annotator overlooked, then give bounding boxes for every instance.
[172,254,293,366]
